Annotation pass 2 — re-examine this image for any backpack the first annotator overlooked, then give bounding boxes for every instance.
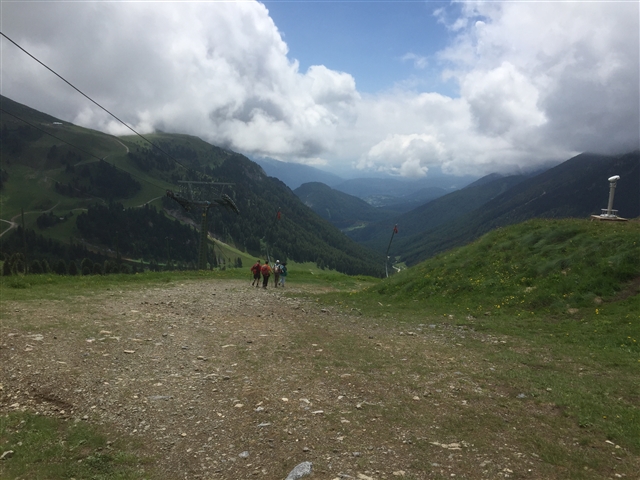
[261,264,270,276]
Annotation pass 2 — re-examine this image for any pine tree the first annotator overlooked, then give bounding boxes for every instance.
[68,261,79,276]
[53,259,67,275]
[30,259,43,274]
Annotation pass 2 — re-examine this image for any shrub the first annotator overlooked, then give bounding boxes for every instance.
[41,259,51,274]
[81,258,94,274]
[68,261,79,276]
[30,260,43,274]
[53,259,67,275]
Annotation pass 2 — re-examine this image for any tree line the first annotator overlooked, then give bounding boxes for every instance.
[55,160,141,200]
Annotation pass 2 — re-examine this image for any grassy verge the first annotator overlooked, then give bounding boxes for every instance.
[0,260,375,303]
[0,270,238,302]
[0,412,151,479]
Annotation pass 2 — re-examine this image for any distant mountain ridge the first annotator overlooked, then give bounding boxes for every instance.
[333,176,471,197]
[294,182,394,230]
[251,156,343,189]
[254,156,478,212]
[349,173,529,251]
[396,151,640,266]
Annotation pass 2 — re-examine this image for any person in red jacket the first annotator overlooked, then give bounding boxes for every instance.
[260,261,272,289]
[250,260,261,287]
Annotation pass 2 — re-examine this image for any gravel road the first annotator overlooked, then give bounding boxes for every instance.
[2,280,432,479]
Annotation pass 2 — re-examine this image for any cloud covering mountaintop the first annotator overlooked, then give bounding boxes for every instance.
[2,0,638,178]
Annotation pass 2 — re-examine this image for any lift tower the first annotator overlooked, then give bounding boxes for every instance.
[166,181,239,270]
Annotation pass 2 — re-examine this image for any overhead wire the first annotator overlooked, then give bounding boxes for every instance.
[2,107,103,163]
[0,30,193,173]
[0,106,173,194]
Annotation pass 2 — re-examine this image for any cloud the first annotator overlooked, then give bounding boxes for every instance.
[359,133,444,177]
[1,0,637,179]
[461,61,547,136]
[439,1,639,155]
[1,1,357,158]
[358,0,638,176]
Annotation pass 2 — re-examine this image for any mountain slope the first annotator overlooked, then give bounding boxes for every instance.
[197,154,385,275]
[348,173,528,250]
[0,95,384,276]
[294,182,394,229]
[397,151,640,265]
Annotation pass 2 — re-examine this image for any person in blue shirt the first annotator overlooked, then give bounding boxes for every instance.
[279,262,288,287]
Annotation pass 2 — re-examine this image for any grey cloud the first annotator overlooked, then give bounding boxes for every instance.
[540,56,640,154]
[209,96,286,124]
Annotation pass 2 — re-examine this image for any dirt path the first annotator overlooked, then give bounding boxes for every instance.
[0,201,60,238]
[1,280,637,479]
[2,280,405,479]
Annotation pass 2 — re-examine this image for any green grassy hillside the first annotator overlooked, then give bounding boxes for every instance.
[397,152,640,266]
[1,96,384,276]
[375,218,639,315]
[1,95,164,222]
[327,218,640,455]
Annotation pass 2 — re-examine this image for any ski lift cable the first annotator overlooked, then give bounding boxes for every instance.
[0,106,171,193]
[1,31,189,172]
[1,107,103,162]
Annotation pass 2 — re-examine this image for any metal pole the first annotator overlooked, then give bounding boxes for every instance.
[606,177,618,216]
[384,225,397,278]
[21,208,28,274]
[197,206,210,270]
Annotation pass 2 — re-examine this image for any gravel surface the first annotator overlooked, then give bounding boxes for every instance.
[3,280,428,479]
[2,279,637,479]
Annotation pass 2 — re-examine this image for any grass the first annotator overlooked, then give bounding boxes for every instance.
[0,259,374,303]
[0,412,150,479]
[314,219,640,458]
[375,219,639,315]
[0,270,235,302]
[0,164,68,221]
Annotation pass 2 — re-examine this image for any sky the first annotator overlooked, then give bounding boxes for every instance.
[1,0,638,179]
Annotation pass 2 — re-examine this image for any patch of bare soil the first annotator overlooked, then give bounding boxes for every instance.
[611,276,640,302]
[1,280,637,479]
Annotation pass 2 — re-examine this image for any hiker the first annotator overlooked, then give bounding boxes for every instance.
[250,260,261,287]
[279,262,288,287]
[273,260,281,288]
[260,261,272,289]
